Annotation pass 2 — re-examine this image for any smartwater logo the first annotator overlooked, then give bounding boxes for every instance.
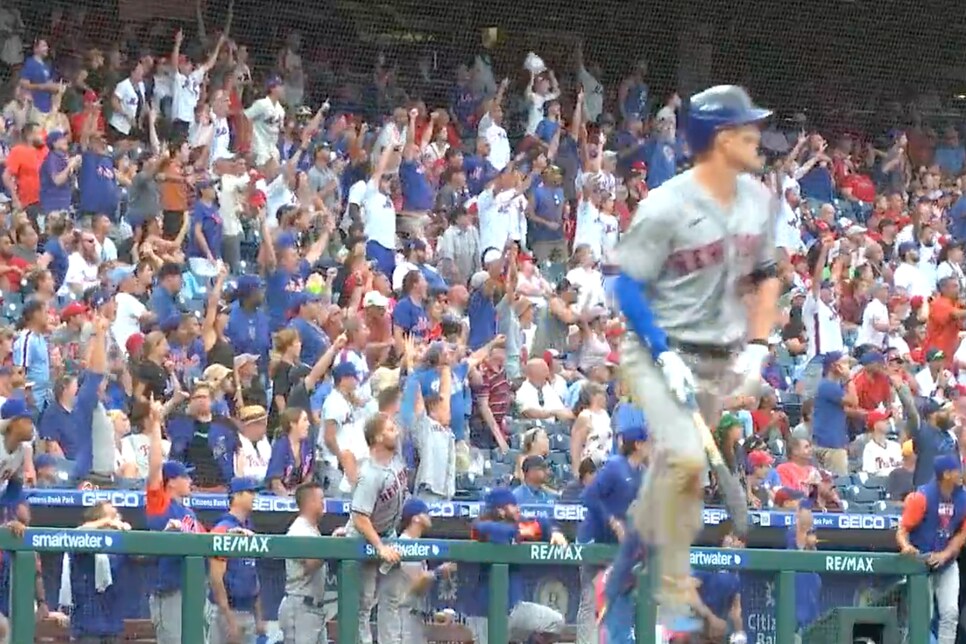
[362,541,449,559]
[27,530,120,551]
[690,549,744,569]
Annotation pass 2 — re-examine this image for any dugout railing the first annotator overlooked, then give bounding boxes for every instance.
[0,529,930,643]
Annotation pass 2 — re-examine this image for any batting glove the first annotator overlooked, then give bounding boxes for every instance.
[656,350,696,406]
[729,633,748,644]
[732,342,770,382]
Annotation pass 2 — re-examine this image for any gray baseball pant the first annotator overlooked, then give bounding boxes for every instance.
[621,340,740,619]
[204,599,257,644]
[278,595,326,644]
[468,602,564,642]
[149,591,183,644]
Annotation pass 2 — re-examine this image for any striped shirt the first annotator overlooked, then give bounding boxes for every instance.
[471,361,510,428]
[436,224,481,285]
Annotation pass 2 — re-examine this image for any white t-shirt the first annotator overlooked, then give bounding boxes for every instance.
[263,174,295,229]
[109,79,141,135]
[321,389,368,484]
[477,188,525,254]
[856,298,889,349]
[119,433,171,478]
[218,173,250,237]
[515,380,565,413]
[599,213,620,264]
[802,292,845,359]
[937,260,966,291]
[574,200,603,261]
[112,292,146,353]
[861,438,902,476]
[210,114,231,164]
[526,91,559,135]
[482,122,511,171]
[94,237,117,264]
[62,253,100,294]
[172,69,205,123]
[343,180,367,232]
[235,434,272,481]
[362,179,397,250]
[244,96,286,165]
[893,262,932,299]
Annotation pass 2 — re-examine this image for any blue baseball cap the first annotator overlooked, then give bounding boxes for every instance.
[401,498,430,525]
[291,291,322,309]
[332,361,358,382]
[235,275,263,297]
[46,131,66,147]
[484,487,517,509]
[228,477,259,495]
[619,424,649,443]
[822,350,848,375]
[90,288,114,309]
[108,265,136,286]
[898,241,917,257]
[935,454,962,479]
[860,351,884,366]
[161,461,194,483]
[0,398,30,421]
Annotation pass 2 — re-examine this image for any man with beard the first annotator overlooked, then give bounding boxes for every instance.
[3,122,47,217]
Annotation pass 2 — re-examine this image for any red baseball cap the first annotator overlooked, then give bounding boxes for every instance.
[125,332,145,356]
[60,302,88,320]
[866,409,891,429]
[747,450,774,468]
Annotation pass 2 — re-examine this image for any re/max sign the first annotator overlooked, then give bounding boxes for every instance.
[212,535,271,554]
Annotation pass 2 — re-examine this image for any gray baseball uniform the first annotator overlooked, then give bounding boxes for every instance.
[346,453,409,644]
[278,516,327,644]
[617,169,775,614]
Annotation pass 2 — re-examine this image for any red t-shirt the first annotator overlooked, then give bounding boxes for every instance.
[852,369,893,411]
[6,143,47,206]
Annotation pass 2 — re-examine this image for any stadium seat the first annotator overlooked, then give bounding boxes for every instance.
[548,433,571,452]
[3,292,23,308]
[856,473,889,490]
[833,475,855,488]
[845,485,882,504]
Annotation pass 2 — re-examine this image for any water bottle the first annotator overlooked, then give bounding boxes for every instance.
[379,560,397,575]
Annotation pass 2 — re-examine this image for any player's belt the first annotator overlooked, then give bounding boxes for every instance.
[669,340,741,359]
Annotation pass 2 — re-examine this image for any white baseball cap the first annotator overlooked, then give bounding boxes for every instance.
[363,291,390,308]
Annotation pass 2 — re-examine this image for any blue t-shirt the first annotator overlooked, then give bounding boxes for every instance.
[798,163,835,204]
[694,569,741,620]
[450,84,479,131]
[812,378,849,448]
[463,155,498,196]
[413,362,471,441]
[400,160,434,211]
[392,296,429,338]
[265,259,310,332]
[187,200,222,260]
[534,119,560,144]
[935,145,966,177]
[78,152,119,216]
[289,316,329,366]
[43,238,69,290]
[466,289,497,350]
[39,151,71,213]
[20,57,53,113]
[529,184,565,243]
[644,138,676,189]
[614,130,647,175]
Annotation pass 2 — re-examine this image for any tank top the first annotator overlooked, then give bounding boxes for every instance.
[207,337,234,370]
[531,299,570,357]
[579,408,613,464]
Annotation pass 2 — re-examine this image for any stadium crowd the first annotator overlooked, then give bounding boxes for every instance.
[0,5,958,643]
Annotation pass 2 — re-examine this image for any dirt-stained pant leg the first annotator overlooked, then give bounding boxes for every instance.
[620,340,737,617]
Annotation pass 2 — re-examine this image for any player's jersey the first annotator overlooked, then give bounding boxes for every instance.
[617,169,777,346]
[345,453,408,537]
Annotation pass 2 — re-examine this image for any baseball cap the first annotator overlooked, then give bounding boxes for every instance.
[522,455,548,473]
[202,364,232,384]
[866,409,892,428]
[161,461,194,483]
[822,350,847,373]
[233,353,260,369]
[934,454,962,479]
[332,361,359,382]
[363,291,389,308]
[901,440,915,458]
[0,398,30,421]
[619,424,649,443]
[228,477,259,495]
[898,241,917,257]
[109,265,136,287]
[401,498,430,525]
[235,274,263,298]
[60,301,88,321]
[484,487,517,509]
[46,131,66,147]
[125,332,145,355]
[860,351,884,366]
[469,271,490,290]
[773,487,805,507]
[747,450,774,468]
[481,247,502,266]
[717,413,742,431]
[89,288,114,310]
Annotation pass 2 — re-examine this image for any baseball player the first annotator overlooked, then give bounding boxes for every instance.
[616,85,779,625]
[278,481,328,644]
[380,497,456,644]
[346,412,409,644]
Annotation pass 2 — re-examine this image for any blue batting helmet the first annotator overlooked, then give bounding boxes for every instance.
[685,85,772,155]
